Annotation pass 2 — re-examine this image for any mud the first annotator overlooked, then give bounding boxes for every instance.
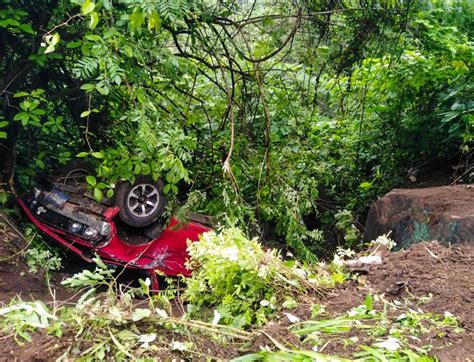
[0,213,73,303]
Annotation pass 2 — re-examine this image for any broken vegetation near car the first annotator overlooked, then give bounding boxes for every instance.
[0,0,472,359]
[0,229,468,360]
[0,229,345,359]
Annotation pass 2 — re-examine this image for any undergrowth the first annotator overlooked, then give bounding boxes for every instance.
[0,228,465,360]
[184,227,341,327]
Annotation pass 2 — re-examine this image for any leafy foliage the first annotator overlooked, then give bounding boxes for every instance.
[184,227,344,327]
[0,301,56,343]
[0,0,472,259]
[25,248,61,275]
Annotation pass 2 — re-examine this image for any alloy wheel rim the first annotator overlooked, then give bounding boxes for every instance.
[126,183,160,217]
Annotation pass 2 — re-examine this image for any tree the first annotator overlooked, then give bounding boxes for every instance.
[1,0,472,258]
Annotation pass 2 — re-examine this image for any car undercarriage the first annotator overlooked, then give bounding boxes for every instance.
[19,171,211,291]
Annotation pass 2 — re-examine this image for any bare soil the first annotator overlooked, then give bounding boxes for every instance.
[245,242,473,361]
[0,213,73,303]
[320,241,474,361]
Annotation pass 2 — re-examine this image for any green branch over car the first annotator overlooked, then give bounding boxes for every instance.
[0,0,472,258]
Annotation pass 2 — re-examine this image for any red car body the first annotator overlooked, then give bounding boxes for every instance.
[18,193,210,291]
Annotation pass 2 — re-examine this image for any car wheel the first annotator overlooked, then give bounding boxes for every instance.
[113,175,167,228]
[52,159,95,187]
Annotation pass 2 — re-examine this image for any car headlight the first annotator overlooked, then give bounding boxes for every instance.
[69,222,82,234]
[83,226,99,240]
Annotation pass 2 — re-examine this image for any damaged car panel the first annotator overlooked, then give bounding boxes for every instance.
[19,176,211,291]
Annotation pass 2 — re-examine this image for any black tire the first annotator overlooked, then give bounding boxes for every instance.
[51,159,95,186]
[113,175,167,228]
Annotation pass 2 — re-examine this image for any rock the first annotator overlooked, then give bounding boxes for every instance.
[344,255,383,267]
[364,185,474,249]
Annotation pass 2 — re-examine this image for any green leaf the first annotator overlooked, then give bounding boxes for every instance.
[80,83,95,91]
[364,293,373,311]
[103,0,113,11]
[13,91,29,98]
[93,187,103,202]
[29,114,40,125]
[84,34,102,42]
[44,32,60,54]
[358,345,389,362]
[106,189,114,199]
[66,40,82,49]
[130,9,144,31]
[80,110,92,118]
[91,151,104,159]
[108,327,133,358]
[32,109,46,115]
[135,89,146,104]
[86,175,97,186]
[19,24,35,34]
[89,11,99,30]
[13,112,29,123]
[96,85,109,95]
[0,131,6,139]
[81,0,95,15]
[0,18,20,27]
[0,121,8,128]
[359,181,372,189]
[132,308,151,322]
[139,278,150,295]
[77,152,89,157]
[31,89,45,96]
[20,101,29,111]
[148,11,162,31]
[36,158,46,170]
[262,16,274,27]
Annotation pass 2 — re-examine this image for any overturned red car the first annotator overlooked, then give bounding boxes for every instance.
[18,162,211,291]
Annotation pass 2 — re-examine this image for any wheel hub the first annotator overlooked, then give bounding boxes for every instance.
[126,183,160,217]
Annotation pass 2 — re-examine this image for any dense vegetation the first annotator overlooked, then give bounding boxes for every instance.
[0,1,472,359]
[0,228,467,360]
[1,0,472,259]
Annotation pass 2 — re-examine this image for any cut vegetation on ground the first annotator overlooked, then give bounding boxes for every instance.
[0,219,471,360]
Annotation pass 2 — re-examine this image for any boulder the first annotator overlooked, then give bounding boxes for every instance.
[364,185,474,249]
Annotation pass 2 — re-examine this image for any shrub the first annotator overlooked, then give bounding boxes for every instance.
[184,227,346,328]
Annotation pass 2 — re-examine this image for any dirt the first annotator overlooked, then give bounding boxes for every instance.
[0,330,74,361]
[405,159,472,189]
[0,212,73,303]
[227,241,473,361]
[321,241,474,361]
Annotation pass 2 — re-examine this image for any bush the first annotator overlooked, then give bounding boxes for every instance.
[184,227,346,328]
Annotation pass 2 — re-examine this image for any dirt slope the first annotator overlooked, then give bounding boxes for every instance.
[322,241,474,361]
